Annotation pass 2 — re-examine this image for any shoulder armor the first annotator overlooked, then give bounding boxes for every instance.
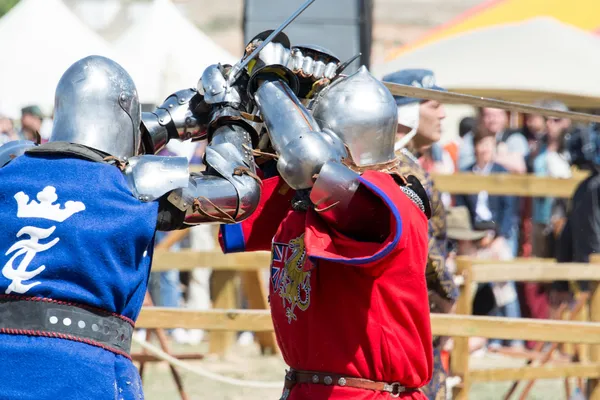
[123,155,190,202]
[0,140,37,167]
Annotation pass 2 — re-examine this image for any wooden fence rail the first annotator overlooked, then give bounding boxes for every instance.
[187,168,587,197]
[136,310,600,344]
[432,172,586,197]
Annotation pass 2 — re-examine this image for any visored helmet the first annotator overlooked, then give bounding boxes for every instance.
[50,55,141,158]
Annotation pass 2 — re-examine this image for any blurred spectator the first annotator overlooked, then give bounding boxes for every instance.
[456,130,519,253]
[531,101,572,259]
[459,116,476,139]
[0,115,17,144]
[20,105,43,136]
[459,108,528,173]
[554,127,600,303]
[20,126,41,144]
[445,116,476,170]
[444,206,488,356]
[445,206,487,271]
[455,130,523,349]
[524,112,546,151]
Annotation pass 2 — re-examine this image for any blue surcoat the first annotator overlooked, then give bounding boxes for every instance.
[0,153,158,399]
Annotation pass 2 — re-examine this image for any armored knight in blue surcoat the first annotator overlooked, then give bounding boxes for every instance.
[0,55,263,399]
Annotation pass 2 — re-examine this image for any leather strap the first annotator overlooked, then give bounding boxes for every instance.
[25,142,110,163]
[0,296,134,359]
[283,369,420,398]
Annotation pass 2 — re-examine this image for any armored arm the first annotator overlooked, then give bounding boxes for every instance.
[171,65,260,226]
[244,36,345,190]
[131,64,262,229]
[250,59,388,237]
[128,121,260,230]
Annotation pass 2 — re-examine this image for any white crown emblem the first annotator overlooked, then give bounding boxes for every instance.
[14,186,86,222]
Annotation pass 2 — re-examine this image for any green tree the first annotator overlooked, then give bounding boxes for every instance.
[0,0,19,18]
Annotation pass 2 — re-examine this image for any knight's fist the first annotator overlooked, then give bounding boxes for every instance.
[243,31,299,96]
[288,45,340,99]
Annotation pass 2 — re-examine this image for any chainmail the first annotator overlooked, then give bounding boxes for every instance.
[400,185,425,214]
[291,189,313,212]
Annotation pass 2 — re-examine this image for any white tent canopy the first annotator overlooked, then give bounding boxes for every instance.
[113,0,237,106]
[374,17,600,108]
[0,0,117,118]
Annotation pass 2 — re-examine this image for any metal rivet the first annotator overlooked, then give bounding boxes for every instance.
[49,316,58,324]
[159,118,164,123]
[120,93,127,101]
[78,321,86,329]
[311,375,319,383]
[92,324,99,332]
[169,104,173,108]
[63,317,72,326]
[324,376,333,385]
[338,378,346,386]
[179,98,185,104]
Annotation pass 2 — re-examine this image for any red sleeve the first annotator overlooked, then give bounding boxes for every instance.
[219,176,295,253]
[304,170,425,268]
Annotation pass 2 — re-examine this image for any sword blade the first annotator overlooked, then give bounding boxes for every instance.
[383,82,600,124]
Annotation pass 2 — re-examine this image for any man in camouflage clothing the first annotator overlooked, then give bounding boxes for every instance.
[383,69,459,400]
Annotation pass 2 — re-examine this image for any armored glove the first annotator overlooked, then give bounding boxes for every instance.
[140,88,208,154]
[243,30,299,97]
[288,45,340,99]
[198,63,258,144]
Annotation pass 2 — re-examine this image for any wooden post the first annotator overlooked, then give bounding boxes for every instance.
[208,271,238,356]
[240,270,279,354]
[451,257,473,400]
[588,255,600,400]
[576,292,591,363]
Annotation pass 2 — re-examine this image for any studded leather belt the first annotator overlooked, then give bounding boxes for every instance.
[0,295,134,359]
[282,368,421,398]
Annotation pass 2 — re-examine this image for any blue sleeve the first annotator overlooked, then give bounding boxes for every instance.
[219,224,246,253]
[499,195,516,238]
[458,132,475,170]
[506,133,529,157]
[430,142,444,162]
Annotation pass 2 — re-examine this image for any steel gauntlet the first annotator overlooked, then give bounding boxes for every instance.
[141,89,209,154]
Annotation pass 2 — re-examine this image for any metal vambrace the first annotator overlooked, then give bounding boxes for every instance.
[141,88,209,154]
[253,79,345,190]
[166,123,261,225]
